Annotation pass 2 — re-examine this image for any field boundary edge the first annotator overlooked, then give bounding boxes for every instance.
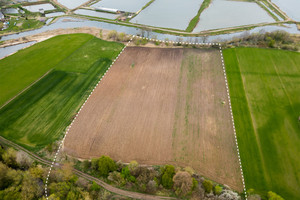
[44,35,248,200]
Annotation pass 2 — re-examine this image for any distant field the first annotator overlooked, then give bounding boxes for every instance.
[0,34,124,151]
[64,47,243,191]
[224,48,300,199]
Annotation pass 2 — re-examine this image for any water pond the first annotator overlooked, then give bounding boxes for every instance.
[57,0,89,9]
[0,41,36,59]
[271,0,300,21]
[193,0,275,32]
[23,3,56,12]
[0,17,298,43]
[74,9,118,20]
[91,0,151,13]
[132,0,204,30]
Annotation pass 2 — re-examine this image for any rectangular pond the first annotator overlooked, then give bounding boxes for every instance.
[91,0,151,13]
[57,0,89,9]
[74,9,118,20]
[271,0,300,21]
[23,3,56,12]
[131,0,203,30]
[193,0,275,32]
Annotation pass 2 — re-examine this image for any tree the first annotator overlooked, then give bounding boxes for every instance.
[21,172,43,200]
[108,30,118,40]
[214,185,223,195]
[29,165,44,179]
[108,171,126,186]
[173,171,193,196]
[218,190,240,200]
[146,180,157,194]
[161,165,175,189]
[91,158,99,171]
[121,166,136,182]
[2,148,18,168]
[16,151,33,169]
[98,156,116,177]
[82,160,91,171]
[128,160,138,173]
[267,191,284,200]
[90,181,100,192]
[0,162,10,189]
[0,146,4,161]
[202,179,213,193]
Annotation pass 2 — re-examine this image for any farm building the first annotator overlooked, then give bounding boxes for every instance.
[95,7,121,13]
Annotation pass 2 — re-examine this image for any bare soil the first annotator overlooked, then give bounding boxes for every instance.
[64,47,243,191]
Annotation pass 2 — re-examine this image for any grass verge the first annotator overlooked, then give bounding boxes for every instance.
[224,47,300,199]
[185,0,211,32]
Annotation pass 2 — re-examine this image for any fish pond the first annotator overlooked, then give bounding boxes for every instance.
[132,0,204,30]
[193,0,275,32]
[91,0,151,13]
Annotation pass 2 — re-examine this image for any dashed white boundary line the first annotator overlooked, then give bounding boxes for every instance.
[45,37,133,199]
[45,35,247,199]
[218,44,248,199]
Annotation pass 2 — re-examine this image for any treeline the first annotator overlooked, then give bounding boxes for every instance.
[77,156,241,199]
[226,31,299,51]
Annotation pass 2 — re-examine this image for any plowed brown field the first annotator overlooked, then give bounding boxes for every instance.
[64,47,243,191]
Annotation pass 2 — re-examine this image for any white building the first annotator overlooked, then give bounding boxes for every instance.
[95,7,119,13]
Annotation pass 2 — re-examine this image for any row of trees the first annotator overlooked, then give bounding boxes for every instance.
[227,30,298,51]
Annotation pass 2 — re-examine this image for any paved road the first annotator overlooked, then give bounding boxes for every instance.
[0,136,177,200]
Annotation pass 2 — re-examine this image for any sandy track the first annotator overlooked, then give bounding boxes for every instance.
[64,47,242,191]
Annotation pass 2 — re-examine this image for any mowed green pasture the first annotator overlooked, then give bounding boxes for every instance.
[0,34,124,151]
[224,48,300,199]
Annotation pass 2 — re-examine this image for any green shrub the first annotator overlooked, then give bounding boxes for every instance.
[214,185,223,195]
[267,191,284,200]
[98,156,116,177]
[202,179,213,193]
[161,165,175,189]
[128,160,138,172]
[121,166,136,182]
[91,181,100,191]
[82,160,91,171]
[192,178,198,191]
[91,158,99,171]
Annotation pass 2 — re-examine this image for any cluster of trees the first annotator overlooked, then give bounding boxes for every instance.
[0,146,127,200]
[227,31,298,51]
[0,145,44,199]
[78,156,241,198]
[247,189,285,200]
[107,31,131,42]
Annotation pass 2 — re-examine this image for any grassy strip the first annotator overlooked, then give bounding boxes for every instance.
[262,0,286,20]
[0,34,124,151]
[224,48,300,199]
[129,0,155,21]
[185,0,211,32]
[256,1,279,21]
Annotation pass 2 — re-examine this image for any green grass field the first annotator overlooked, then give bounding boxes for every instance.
[224,48,300,199]
[0,34,124,151]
